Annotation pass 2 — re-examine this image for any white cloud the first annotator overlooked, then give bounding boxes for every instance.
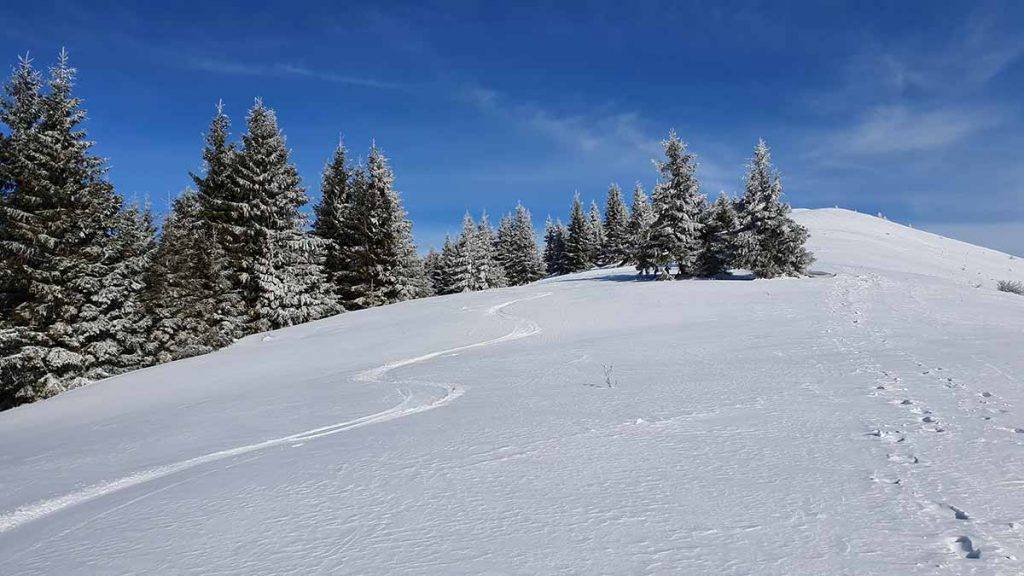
[188,58,406,90]
[834,105,1001,155]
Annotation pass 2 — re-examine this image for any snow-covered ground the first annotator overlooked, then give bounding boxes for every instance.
[1,208,1023,575]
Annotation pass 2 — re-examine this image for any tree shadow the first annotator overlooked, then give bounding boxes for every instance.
[551,271,757,283]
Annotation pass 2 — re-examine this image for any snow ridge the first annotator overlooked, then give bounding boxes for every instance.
[0,292,550,534]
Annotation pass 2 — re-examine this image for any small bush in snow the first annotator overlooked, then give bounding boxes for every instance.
[998,280,1024,296]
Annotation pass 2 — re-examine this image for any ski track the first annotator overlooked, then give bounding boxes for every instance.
[0,292,551,535]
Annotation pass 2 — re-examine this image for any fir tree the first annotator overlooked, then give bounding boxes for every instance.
[696,193,740,277]
[312,140,356,306]
[499,203,545,285]
[601,184,632,265]
[641,131,706,279]
[735,140,813,278]
[232,99,337,330]
[627,183,655,272]
[0,51,135,405]
[543,217,570,276]
[589,200,606,266]
[146,191,237,363]
[436,234,469,294]
[423,247,443,295]
[564,193,594,272]
[337,145,423,308]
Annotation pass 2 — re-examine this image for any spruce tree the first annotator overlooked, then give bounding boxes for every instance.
[473,211,507,290]
[500,203,545,285]
[696,193,740,277]
[627,183,655,272]
[232,99,337,330]
[641,131,706,278]
[337,145,423,308]
[312,140,355,306]
[0,51,133,405]
[146,191,236,363]
[735,140,813,278]
[436,234,468,294]
[543,217,570,276]
[564,194,594,272]
[588,200,606,266]
[423,247,442,295]
[602,184,632,265]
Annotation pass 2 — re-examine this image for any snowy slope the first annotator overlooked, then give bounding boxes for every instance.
[1,208,1023,575]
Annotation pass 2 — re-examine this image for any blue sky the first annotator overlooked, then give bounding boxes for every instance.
[2,1,1022,254]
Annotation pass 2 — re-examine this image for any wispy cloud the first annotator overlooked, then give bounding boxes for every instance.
[831,104,1001,155]
[188,57,407,90]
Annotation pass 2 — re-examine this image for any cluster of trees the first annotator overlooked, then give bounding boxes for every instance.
[0,53,811,410]
[542,132,812,280]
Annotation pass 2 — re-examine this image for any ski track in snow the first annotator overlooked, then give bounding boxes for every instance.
[0,292,551,535]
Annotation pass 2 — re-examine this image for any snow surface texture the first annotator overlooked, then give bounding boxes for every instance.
[1,208,1023,575]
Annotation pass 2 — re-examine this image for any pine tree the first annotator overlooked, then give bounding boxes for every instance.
[423,247,442,295]
[312,140,356,307]
[601,184,631,265]
[627,183,655,272]
[565,194,594,272]
[499,203,545,285]
[232,99,337,330]
[473,212,507,290]
[588,200,606,266]
[0,51,134,405]
[696,193,740,277]
[190,101,245,340]
[146,191,237,363]
[543,217,570,276]
[735,140,813,278]
[641,131,706,278]
[337,145,423,308]
[436,234,469,294]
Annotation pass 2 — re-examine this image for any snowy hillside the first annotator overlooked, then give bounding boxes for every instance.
[1,208,1023,575]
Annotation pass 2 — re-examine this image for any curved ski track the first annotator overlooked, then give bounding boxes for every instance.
[0,292,551,535]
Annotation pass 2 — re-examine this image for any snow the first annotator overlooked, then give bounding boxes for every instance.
[2,208,1024,575]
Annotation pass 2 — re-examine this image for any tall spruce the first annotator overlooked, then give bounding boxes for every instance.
[0,51,134,407]
[565,194,594,272]
[601,184,632,265]
[312,140,356,306]
[588,200,606,266]
[641,131,706,278]
[735,140,813,278]
[232,99,335,330]
[146,191,236,363]
[627,183,655,272]
[337,145,424,308]
[696,193,740,277]
[543,217,570,276]
[498,203,545,285]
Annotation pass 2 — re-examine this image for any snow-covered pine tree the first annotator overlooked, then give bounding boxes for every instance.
[735,140,813,278]
[0,51,134,405]
[495,211,515,277]
[232,100,337,330]
[543,217,570,276]
[601,184,631,265]
[589,200,606,266]
[97,204,157,374]
[423,247,443,295]
[435,234,469,294]
[627,183,655,272]
[336,145,423,308]
[641,131,706,279]
[474,212,507,290]
[696,193,740,278]
[312,140,356,307]
[501,203,545,285]
[146,191,237,363]
[565,194,594,272]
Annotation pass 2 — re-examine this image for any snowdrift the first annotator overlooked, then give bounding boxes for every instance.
[1,208,1023,575]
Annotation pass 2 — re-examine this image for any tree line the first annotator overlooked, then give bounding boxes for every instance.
[0,52,810,410]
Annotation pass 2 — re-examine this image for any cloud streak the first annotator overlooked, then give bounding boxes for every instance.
[188,57,407,90]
